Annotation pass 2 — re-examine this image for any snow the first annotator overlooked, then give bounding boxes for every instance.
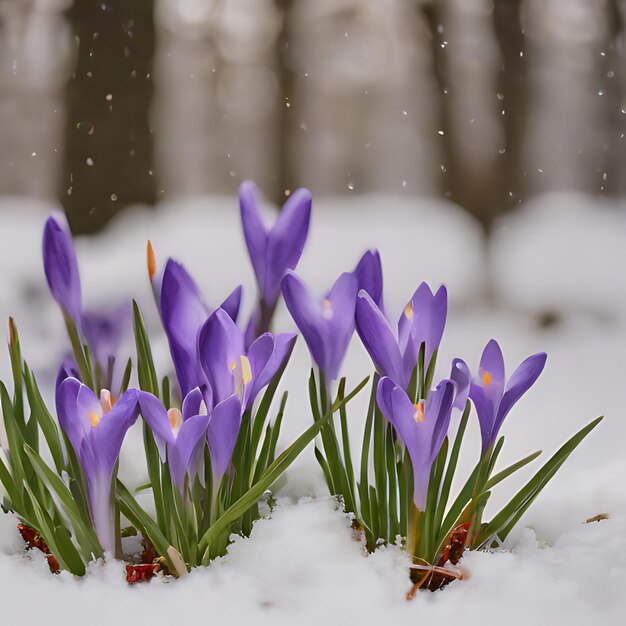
[1,192,626,624]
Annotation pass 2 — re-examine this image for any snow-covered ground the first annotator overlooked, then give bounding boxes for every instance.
[0,192,625,624]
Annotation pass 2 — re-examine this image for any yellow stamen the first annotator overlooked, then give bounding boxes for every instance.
[482,371,493,387]
[230,360,237,371]
[89,412,101,428]
[147,240,156,281]
[240,355,252,386]
[404,301,414,320]
[413,402,425,423]
[167,408,182,435]
[323,298,333,319]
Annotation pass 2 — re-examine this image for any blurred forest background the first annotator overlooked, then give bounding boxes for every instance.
[0,0,624,235]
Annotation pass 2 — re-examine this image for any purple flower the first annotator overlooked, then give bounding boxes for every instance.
[377,377,456,510]
[240,181,312,309]
[206,394,243,485]
[43,212,82,329]
[355,283,447,389]
[281,270,359,381]
[159,258,242,396]
[82,302,131,370]
[137,389,209,492]
[198,307,297,412]
[56,378,139,553]
[450,358,471,411]
[469,340,547,454]
[354,249,384,311]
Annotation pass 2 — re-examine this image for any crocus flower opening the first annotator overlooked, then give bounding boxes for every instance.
[377,377,457,511]
[281,270,359,381]
[240,181,312,310]
[198,307,297,412]
[469,339,547,455]
[56,378,139,554]
[159,258,242,397]
[42,212,82,329]
[137,389,209,492]
[356,282,447,389]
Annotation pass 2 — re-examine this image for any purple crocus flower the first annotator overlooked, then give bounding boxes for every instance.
[159,258,242,397]
[450,358,471,411]
[137,389,209,492]
[354,249,384,311]
[377,376,456,510]
[281,270,359,381]
[82,302,131,370]
[355,283,447,389]
[469,339,547,455]
[206,394,243,485]
[240,181,312,309]
[56,378,139,554]
[43,212,82,329]
[198,307,297,412]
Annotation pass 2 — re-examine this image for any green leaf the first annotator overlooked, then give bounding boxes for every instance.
[64,313,94,390]
[477,416,603,546]
[0,454,20,510]
[132,300,159,395]
[24,444,103,559]
[116,480,176,572]
[199,376,370,563]
[482,449,542,492]
[22,480,85,575]
[433,401,471,535]
[23,365,65,473]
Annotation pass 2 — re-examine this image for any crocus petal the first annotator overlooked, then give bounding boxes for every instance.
[469,381,497,453]
[409,283,447,370]
[240,181,269,297]
[244,305,262,349]
[450,358,471,411]
[220,285,243,323]
[182,387,206,421]
[207,395,242,485]
[281,271,327,372]
[198,308,245,407]
[82,466,115,554]
[494,352,547,436]
[56,377,89,456]
[91,389,139,478]
[479,339,505,397]
[82,301,131,367]
[137,391,175,460]
[377,378,422,463]
[244,333,275,409]
[354,250,384,312]
[426,380,456,460]
[169,414,209,492]
[356,290,405,386]
[161,259,208,396]
[42,212,82,327]
[325,271,359,380]
[56,357,81,388]
[249,332,297,405]
[264,188,312,306]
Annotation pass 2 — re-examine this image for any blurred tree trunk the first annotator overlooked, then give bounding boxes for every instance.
[493,0,526,211]
[422,0,503,234]
[62,0,155,234]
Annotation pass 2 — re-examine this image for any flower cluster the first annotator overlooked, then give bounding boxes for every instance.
[0,183,601,592]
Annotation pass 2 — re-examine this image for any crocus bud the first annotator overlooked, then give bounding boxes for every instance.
[42,212,82,328]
